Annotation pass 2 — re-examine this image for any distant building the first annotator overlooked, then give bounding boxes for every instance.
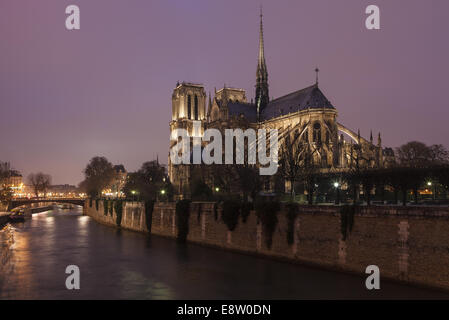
[9,170,23,188]
[48,184,77,197]
[0,162,24,196]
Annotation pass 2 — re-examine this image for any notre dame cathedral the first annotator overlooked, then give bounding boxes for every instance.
[168,10,394,197]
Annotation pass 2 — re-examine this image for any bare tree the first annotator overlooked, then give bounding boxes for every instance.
[40,174,52,197]
[28,173,40,197]
[429,144,449,164]
[278,130,317,200]
[234,164,261,202]
[278,132,302,198]
[396,141,449,167]
[27,172,52,198]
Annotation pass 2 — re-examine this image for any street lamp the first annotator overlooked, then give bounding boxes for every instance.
[159,189,166,202]
[215,187,220,192]
[131,190,136,201]
[427,181,435,201]
[334,182,340,205]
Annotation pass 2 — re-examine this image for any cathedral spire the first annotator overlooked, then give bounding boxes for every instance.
[258,6,266,71]
[255,5,269,117]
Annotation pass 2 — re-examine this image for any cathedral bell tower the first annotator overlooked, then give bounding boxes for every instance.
[170,82,206,138]
[169,82,206,194]
[255,7,269,118]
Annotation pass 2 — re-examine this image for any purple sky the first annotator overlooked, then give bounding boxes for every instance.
[1,0,448,185]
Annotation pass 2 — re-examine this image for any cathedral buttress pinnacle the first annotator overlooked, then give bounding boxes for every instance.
[255,6,269,118]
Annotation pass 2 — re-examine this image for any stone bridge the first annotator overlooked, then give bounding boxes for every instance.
[8,198,86,211]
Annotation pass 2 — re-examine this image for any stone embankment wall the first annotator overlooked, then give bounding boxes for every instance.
[85,200,449,291]
[84,200,146,231]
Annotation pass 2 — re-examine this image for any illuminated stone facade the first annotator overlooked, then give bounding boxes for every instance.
[168,13,394,197]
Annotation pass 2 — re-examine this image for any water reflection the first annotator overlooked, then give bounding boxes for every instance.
[77,216,89,238]
[0,209,448,299]
[119,271,174,300]
[1,224,37,299]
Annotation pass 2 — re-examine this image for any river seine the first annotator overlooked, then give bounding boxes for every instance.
[1,208,448,299]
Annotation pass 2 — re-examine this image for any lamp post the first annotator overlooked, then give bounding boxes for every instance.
[131,190,136,202]
[214,187,220,201]
[427,181,435,201]
[159,189,166,202]
[334,182,340,205]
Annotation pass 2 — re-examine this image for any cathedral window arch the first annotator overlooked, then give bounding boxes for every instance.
[313,122,321,144]
[187,94,192,119]
[194,95,199,120]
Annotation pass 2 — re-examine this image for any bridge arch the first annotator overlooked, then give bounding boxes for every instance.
[8,199,85,211]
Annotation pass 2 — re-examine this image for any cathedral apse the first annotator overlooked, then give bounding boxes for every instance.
[168,9,394,197]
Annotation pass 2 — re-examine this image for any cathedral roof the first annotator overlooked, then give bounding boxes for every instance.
[228,102,258,122]
[260,84,335,121]
[222,84,335,123]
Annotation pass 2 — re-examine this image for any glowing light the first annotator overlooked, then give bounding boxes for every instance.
[333,182,339,188]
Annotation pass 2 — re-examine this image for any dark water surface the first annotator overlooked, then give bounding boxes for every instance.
[0,209,448,299]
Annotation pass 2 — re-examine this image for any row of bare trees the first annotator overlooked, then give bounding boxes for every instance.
[315,166,449,206]
[1,161,53,201]
[182,134,449,206]
[27,173,52,197]
[277,139,449,205]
